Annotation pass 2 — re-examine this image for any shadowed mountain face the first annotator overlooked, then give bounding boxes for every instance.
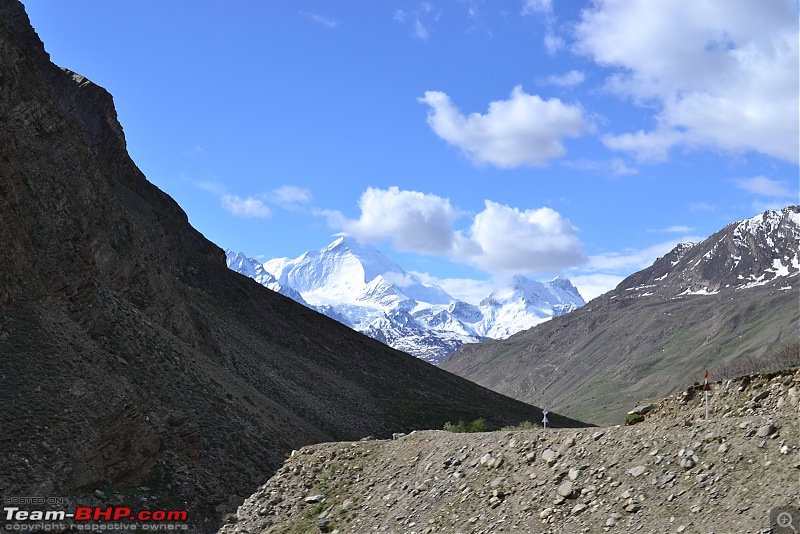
[442,206,800,426]
[0,2,585,531]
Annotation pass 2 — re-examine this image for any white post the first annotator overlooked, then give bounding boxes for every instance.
[704,370,710,421]
[542,409,549,430]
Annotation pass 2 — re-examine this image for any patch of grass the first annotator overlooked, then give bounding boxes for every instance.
[624,413,644,426]
[443,418,487,433]
[501,420,539,431]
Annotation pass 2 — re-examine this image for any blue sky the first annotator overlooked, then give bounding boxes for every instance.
[24,0,799,302]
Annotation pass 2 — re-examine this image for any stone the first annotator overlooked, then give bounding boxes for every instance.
[539,508,553,519]
[304,494,326,504]
[628,403,654,416]
[569,468,581,480]
[571,503,588,515]
[757,424,776,437]
[557,480,574,498]
[542,449,558,464]
[718,443,729,453]
[628,465,646,477]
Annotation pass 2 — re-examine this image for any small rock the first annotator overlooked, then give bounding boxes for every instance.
[571,503,588,515]
[628,403,654,416]
[539,507,553,519]
[490,477,505,488]
[606,516,617,526]
[569,468,581,480]
[557,480,574,498]
[305,494,326,504]
[718,443,729,454]
[756,424,776,437]
[542,449,558,464]
[628,465,646,477]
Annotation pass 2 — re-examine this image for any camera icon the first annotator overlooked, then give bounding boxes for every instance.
[772,506,800,533]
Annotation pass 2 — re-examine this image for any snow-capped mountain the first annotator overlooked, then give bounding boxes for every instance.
[225,236,585,363]
[617,205,800,298]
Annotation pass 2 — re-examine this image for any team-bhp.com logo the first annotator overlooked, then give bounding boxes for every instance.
[4,504,189,531]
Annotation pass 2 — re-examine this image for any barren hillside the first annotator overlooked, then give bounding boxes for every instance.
[222,368,800,533]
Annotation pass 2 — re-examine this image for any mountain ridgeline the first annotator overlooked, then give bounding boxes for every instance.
[226,237,585,363]
[0,3,586,531]
[442,206,800,425]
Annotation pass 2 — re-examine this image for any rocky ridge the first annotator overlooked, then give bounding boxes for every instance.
[221,368,800,533]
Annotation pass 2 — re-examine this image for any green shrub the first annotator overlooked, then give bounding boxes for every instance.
[624,413,644,426]
[501,420,538,431]
[443,418,487,433]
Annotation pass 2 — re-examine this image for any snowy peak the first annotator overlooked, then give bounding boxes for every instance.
[226,238,585,363]
[225,249,307,305]
[482,275,585,309]
[616,205,799,298]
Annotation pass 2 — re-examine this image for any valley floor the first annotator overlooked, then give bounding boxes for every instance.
[220,369,799,533]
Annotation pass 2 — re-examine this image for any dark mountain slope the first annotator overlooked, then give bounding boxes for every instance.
[0,2,584,531]
[442,207,800,426]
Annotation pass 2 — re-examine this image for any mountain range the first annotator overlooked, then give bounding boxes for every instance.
[226,237,585,363]
[442,205,800,424]
[0,3,583,531]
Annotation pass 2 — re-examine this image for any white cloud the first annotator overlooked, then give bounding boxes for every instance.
[735,176,796,199]
[301,11,338,29]
[413,19,430,40]
[322,187,460,254]
[575,0,800,163]
[543,70,586,87]
[587,237,704,272]
[568,273,624,302]
[269,185,312,208]
[221,195,271,219]
[543,30,565,55]
[324,187,586,275]
[457,201,586,273]
[522,0,552,15]
[419,86,590,168]
[394,3,439,41]
[648,225,695,234]
[411,272,496,305]
[564,158,638,176]
[688,202,716,212]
